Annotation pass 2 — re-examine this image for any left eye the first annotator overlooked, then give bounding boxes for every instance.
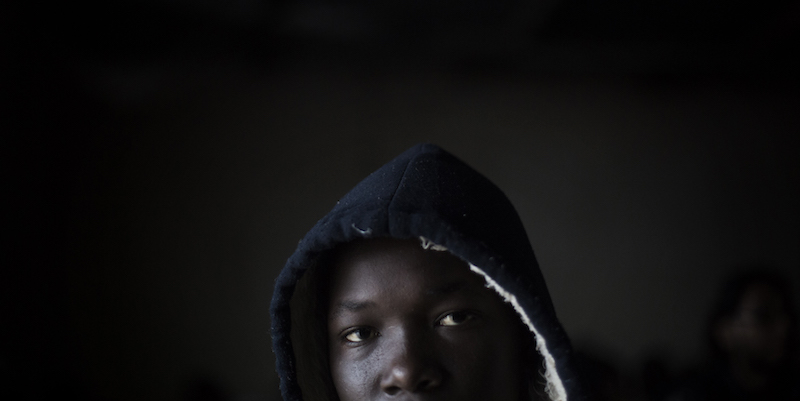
[343,328,377,343]
[438,311,475,326]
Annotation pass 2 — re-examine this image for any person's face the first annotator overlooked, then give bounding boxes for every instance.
[327,238,527,401]
[716,282,791,367]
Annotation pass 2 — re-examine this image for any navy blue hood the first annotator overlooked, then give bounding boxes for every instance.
[270,143,586,401]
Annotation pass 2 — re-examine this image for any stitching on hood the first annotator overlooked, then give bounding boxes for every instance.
[386,154,416,217]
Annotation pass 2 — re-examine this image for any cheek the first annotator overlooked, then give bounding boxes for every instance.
[439,328,525,397]
[330,351,377,401]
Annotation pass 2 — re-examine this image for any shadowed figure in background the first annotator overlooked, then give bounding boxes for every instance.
[672,268,799,401]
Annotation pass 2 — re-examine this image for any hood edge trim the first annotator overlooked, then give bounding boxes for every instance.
[468,263,566,401]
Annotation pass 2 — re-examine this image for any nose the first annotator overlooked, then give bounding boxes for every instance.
[380,331,444,395]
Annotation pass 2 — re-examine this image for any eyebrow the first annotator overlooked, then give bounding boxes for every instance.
[425,281,469,297]
[330,281,474,317]
[331,300,376,317]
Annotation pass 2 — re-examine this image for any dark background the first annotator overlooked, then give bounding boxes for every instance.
[6,0,800,400]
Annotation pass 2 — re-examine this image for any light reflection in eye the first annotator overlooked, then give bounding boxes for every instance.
[439,312,474,326]
[344,328,375,343]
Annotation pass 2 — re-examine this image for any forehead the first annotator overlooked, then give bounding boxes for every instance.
[327,238,486,300]
[740,283,786,310]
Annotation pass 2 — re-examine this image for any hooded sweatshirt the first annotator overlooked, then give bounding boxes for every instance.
[270,143,586,401]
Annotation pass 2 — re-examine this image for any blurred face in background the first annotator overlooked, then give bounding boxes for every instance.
[715,282,791,369]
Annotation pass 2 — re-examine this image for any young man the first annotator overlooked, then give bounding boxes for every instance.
[270,144,585,401]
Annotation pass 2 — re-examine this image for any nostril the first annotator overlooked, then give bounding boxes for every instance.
[380,344,444,395]
[415,379,434,392]
[384,385,401,396]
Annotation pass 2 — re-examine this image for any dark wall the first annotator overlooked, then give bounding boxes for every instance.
[7,1,799,400]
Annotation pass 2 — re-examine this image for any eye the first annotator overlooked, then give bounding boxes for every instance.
[438,311,475,327]
[343,327,377,343]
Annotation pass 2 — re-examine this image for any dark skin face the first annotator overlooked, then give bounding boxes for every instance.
[327,238,527,401]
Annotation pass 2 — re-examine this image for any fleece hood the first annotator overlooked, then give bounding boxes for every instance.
[270,143,586,401]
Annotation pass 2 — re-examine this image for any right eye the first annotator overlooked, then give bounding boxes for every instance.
[343,327,377,343]
[438,311,477,327]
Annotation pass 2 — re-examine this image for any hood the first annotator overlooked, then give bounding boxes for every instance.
[270,143,586,401]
